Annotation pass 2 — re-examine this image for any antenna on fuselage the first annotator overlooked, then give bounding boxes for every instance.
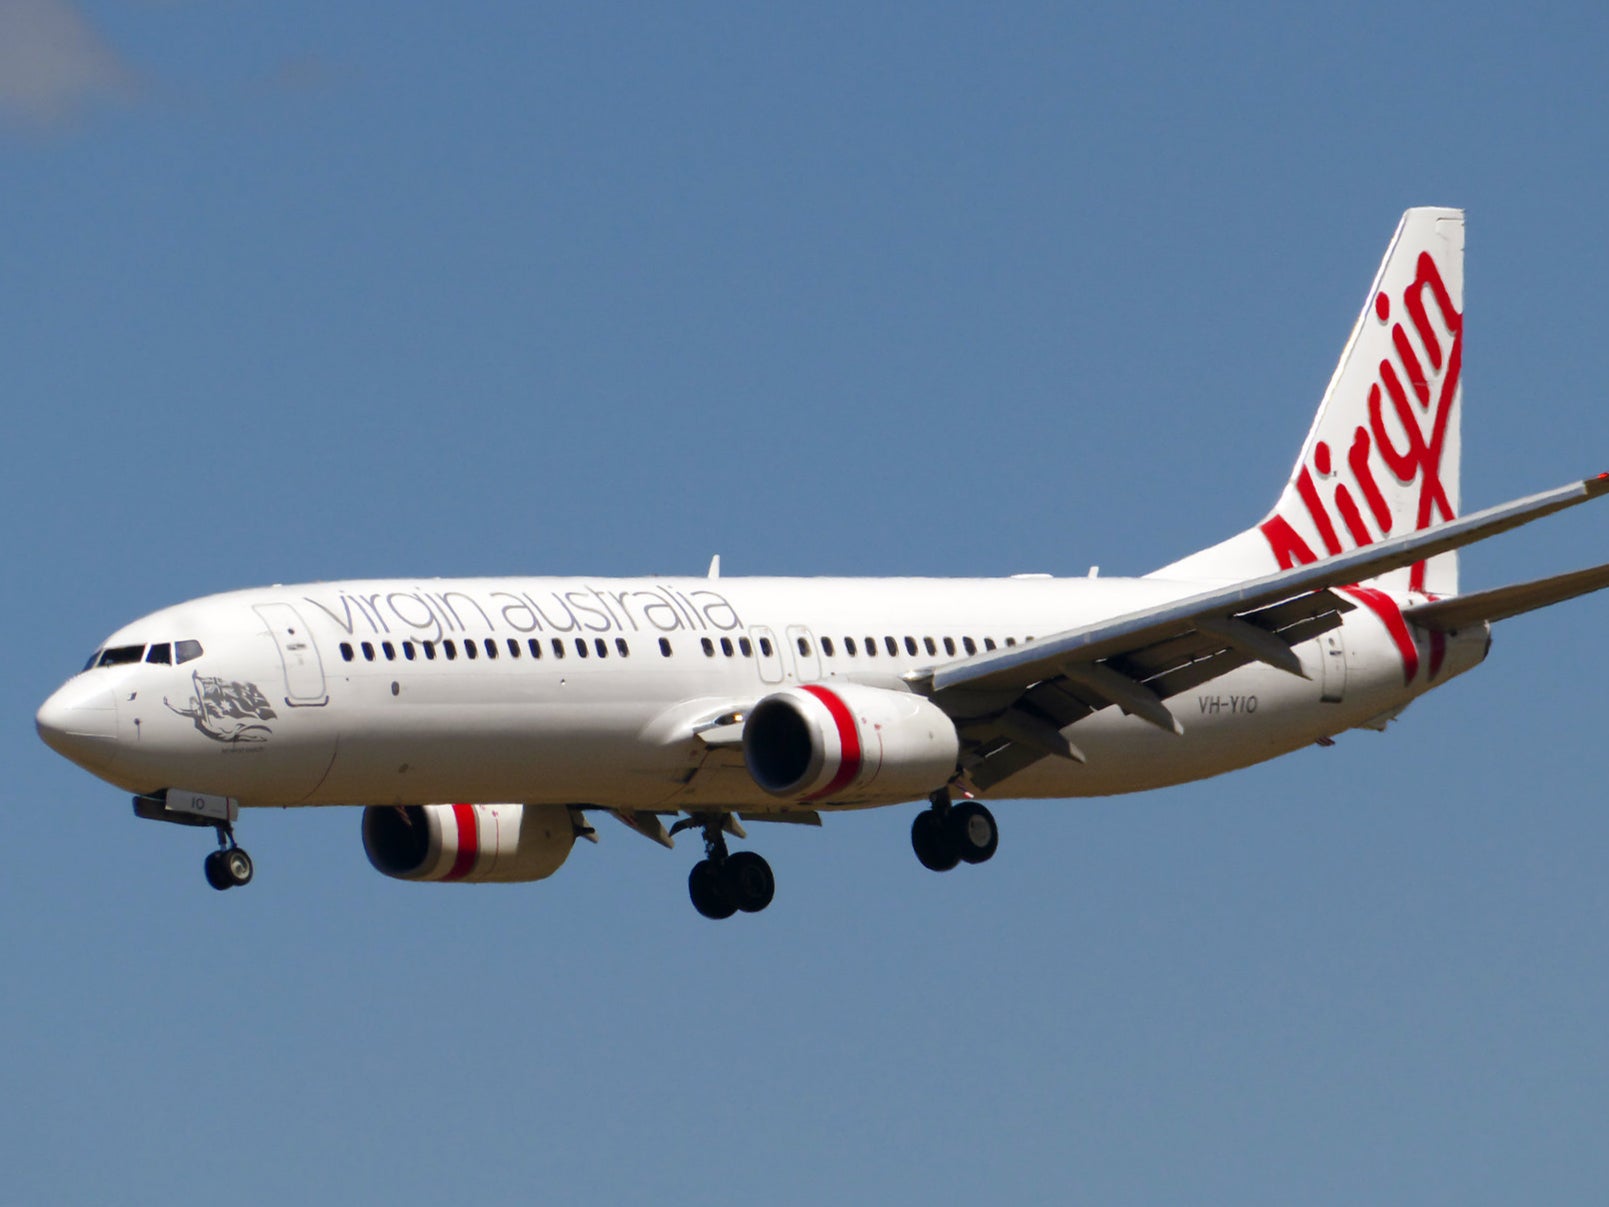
[707,554,721,579]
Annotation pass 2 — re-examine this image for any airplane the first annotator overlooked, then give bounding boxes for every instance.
[36,207,1609,919]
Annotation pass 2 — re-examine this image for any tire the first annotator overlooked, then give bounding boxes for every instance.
[951,802,999,865]
[911,809,960,872]
[203,850,232,891]
[726,851,775,913]
[688,859,738,920]
[223,848,254,887]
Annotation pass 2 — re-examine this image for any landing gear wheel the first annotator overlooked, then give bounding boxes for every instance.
[951,802,998,865]
[689,859,738,920]
[222,847,254,887]
[203,850,232,891]
[912,808,961,872]
[726,851,775,913]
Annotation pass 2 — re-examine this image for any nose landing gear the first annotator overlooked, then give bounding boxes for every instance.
[203,822,254,891]
[132,791,256,892]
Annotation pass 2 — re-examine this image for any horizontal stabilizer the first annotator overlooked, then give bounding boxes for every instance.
[1405,561,1609,631]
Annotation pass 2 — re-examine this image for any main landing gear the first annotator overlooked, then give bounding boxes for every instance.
[202,822,254,892]
[911,790,998,872]
[676,815,774,920]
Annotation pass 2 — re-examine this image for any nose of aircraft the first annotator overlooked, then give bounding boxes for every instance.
[36,678,120,771]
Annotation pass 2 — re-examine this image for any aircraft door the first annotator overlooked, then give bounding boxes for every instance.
[1318,629,1347,703]
[786,625,821,682]
[254,603,330,707]
[751,627,784,684]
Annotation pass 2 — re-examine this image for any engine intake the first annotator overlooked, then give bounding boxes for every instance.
[743,683,959,804]
[362,803,578,883]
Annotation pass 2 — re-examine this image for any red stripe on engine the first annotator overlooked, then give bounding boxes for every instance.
[800,685,861,801]
[1338,586,1419,685]
[444,803,479,881]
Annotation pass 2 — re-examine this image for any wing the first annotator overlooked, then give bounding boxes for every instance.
[908,475,1609,790]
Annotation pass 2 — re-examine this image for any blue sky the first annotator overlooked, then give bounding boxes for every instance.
[7,4,1609,1203]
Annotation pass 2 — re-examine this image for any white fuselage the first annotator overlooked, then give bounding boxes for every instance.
[39,574,1489,813]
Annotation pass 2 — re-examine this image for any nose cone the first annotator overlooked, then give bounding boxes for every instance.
[37,678,120,772]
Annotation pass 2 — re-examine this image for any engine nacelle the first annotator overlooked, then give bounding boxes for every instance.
[743,683,960,803]
[362,803,578,883]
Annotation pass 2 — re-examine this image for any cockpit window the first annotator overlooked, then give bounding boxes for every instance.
[83,651,101,672]
[175,640,204,664]
[98,645,145,667]
[146,643,172,665]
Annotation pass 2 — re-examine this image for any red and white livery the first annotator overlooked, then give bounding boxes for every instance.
[37,208,1609,917]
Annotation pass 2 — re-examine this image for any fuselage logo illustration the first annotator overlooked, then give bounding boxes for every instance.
[165,674,279,743]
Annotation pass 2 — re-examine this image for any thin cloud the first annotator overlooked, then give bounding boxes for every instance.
[0,0,135,126]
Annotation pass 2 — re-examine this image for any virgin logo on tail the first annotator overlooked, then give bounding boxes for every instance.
[1260,251,1463,594]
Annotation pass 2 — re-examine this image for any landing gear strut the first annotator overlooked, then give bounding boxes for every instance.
[203,822,254,891]
[683,816,774,919]
[911,790,998,872]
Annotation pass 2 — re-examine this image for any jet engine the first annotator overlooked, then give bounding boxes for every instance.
[362,803,578,883]
[743,683,959,803]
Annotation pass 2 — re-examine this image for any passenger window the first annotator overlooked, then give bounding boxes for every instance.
[759,637,773,657]
[659,637,673,657]
[403,642,416,661]
[864,637,876,658]
[360,641,375,661]
[595,638,608,658]
[721,637,734,657]
[797,637,812,657]
[508,638,521,658]
[146,643,172,665]
[481,639,495,659]
[963,637,977,655]
[844,637,857,656]
[904,637,918,656]
[340,642,354,662]
[1005,637,1017,647]
[464,640,478,660]
[943,637,956,656]
[884,636,898,656]
[382,641,396,661]
[575,638,588,658]
[923,637,937,655]
[738,637,752,657]
[616,638,630,657]
[423,641,437,661]
[984,637,997,651]
[444,640,457,660]
[175,640,204,664]
[528,639,542,659]
[701,637,715,657]
[822,637,835,657]
[551,638,565,659]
